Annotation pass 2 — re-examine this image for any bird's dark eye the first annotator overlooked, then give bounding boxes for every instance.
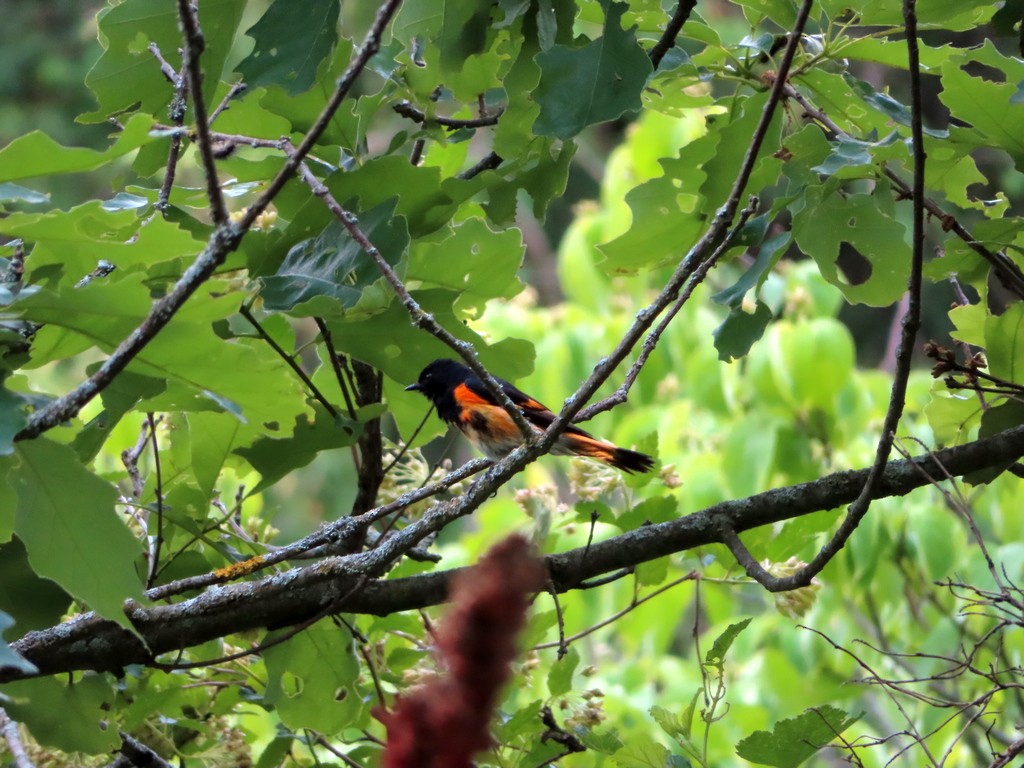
[423,373,432,380]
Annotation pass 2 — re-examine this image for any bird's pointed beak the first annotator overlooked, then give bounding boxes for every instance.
[405,382,421,392]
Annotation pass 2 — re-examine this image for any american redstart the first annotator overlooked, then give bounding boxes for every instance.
[406,359,654,474]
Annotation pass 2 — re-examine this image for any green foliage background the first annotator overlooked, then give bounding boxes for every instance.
[1,0,1024,766]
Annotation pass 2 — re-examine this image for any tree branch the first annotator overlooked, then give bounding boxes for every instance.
[648,0,698,71]
[392,100,503,129]
[6,423,1023,682]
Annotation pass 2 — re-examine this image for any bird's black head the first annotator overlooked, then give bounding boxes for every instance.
[405,358,472,407]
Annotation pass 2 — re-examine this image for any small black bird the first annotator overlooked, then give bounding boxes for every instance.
[406,359,654,474]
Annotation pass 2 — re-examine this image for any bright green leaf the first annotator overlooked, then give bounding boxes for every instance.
[736,705,861,767]
[547,644,579,697]
[235,406,360,494]
[263,619,362,734]
[792,189,908,306]
[705,617,752,666]
[0,115,154,183]
[82,0,245,123]
[13,439,144,629]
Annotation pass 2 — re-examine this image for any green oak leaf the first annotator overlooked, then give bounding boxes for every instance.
[714,300,773,363]
[263,619,362,734]
[238,0,341,95]
[81,0,245,123]
[259,198,408,318]
[940,53,1024,170]
[534,2,652,139]
[792,188,908,306]
[235,406,360,494]
[0,537,73,633]
[0,115,154,183]
[406,217,524,316]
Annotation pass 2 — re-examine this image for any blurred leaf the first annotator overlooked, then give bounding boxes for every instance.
[13,439,144,630]
[0,675,117,753]
[0,387,29,455]
[238,0,341,95]
[844,78,948,139]
[0,537,73,633]
[615,741,692,767]
[547,644,579,697]
[736,705,861,767]
[984,302,1024,385]
[714,300,773,363]
[534,2,652,139]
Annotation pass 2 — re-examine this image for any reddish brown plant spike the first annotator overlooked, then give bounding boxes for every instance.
[379,535,546,768]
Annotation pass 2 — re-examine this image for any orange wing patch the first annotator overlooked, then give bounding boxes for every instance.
[453,382,492,408]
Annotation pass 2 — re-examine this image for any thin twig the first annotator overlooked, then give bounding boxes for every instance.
[577,196,759,421]
[532,572,697,650]
[145,412,165,589]
[209,81,246,124]
[648,0,698,70]
[0,708,34,768]
[149,43,190,211]
[393,100,504,129]
[458,151,503,179]
[239,304,341,418]
[175,0,228,226]
[314,318,357,419]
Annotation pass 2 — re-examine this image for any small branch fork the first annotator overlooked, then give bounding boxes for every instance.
[13,0,404,442]
[719,0,927,592]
